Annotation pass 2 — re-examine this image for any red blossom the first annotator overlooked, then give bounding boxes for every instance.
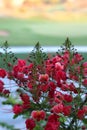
[20,93,30,109]
[83,61,87,76]
[13,65,19,73]
[17,73,24,81]
[56,70,66,81]
[27,82,33,89]
[3,89,10,96]
[82,126,86,130]
[0,80,4,92]
[25,118,36,130]
[31,110,46,121]
[0,68,6,78]
[72,53,83,64]
[22,102,30,109]
[49,81,56,91]
[83,62,87,68]
[48,89,55,103]
[45,122,60,130]
[22,66,29,74]
[55,62,64,70]
[13,104,23,115]
[63,105,72,116]
[39,84,49,92]
[61,82,70,91]
[69,73,78,81]
[69,83,77,93]
[45,114,60,130]
[54,91,64,103]
[17,59,26,67]
[83,68,87,77]
[39,74,49,82]
[64,94,73,103]
[20,93,30,103]
[77,109,85,119]
[48,114,59,122]
[83,106,87,113]
[51,104,63,114]
[83,79,87,86]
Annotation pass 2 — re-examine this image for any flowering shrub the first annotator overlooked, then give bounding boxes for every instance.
[0,38,87,130]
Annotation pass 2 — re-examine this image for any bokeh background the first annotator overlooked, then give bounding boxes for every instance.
[0,0,87,46]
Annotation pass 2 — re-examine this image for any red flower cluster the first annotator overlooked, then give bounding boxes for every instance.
[31,110,46,121]
[0,69,10,95]
[1,40,87,130]
[45,114,60,130]
[13,93,30,115]
[25,118,36,130]
[0,68,6,78]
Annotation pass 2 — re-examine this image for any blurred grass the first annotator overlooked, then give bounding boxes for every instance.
[0,17,87,46]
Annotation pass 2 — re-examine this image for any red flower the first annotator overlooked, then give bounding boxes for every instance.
[83,68,87,77]
[13,65,19,74]
[18,59,26,67]
[48,114,59,122]
[83,62,87,68]
[64,94,73,102]
[56,70,66,81]
[31,110,46,121]
[39,74,49,82]
[83,106,87,113]
[49,81,56,91]
[48,89,55,103]
[39,84,49,92]
[72,53,83,64]
[54,91,64,103]
[22,102,30,109]
[20,93,30,103]
[0,68,6,78]
[0,80,4,92]
[25,118,36,130]
[61,82,69,91]
[20,94,30,109]
[69,83,77,93]
[45,122,60,130]
[27,82,33,89]
[55,62,64,70]
[13,104,23,115]
[45,114,60,130]
[83,79,87,86]
[82,126,86,130]
[3,89,10,96]
[77,109,85,119]
[63,105,72,116]
[51,104,63,114]
[17,73,24,81]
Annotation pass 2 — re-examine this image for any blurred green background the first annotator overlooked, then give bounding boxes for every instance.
[0,17,87,46]
[0,0,87,59]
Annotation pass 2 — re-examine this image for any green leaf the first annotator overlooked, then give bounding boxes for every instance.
[59,114,67,123]
[0,122,17,130]
[2,96,21,106]
[83,118,87,124]
[34,125,44,130]
[13,114,19,119]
